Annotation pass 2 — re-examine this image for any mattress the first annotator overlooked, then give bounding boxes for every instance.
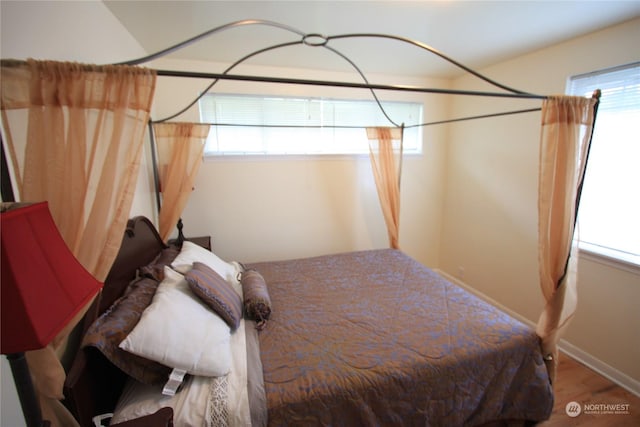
[247,248,553,426]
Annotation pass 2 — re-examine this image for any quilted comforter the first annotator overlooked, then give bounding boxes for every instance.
[247,249,553,426]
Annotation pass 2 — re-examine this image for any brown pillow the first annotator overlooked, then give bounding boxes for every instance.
[138,246,180,282]
[185,262,243,331]
[82,277,171,385]
[240,269,272,330]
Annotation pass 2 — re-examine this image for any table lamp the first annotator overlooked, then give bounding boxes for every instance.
[1,202,103,427]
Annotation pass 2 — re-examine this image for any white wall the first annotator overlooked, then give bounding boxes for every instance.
[148,58,450,266]
[440,18,640,391]
[0,1,149,425]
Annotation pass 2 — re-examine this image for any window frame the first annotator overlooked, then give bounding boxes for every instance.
[198,93,424,157]
[567,62,640,272]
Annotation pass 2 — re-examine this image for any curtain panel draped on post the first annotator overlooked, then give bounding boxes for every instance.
[366,126,404,249]
[536,94,597,383]
[1,59,156,426]
[152,122,209,242]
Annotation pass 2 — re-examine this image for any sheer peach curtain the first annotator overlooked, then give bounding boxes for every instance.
[366,126,404,249]
[536,94,598,383]
[152,122,209,242]
[1,59,156,426]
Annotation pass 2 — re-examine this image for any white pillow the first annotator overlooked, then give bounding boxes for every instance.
[171,241,243,295]
[119,266,231,377]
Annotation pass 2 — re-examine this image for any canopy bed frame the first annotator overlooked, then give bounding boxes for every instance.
[128,19,551,126]
[1,19,600,427]
[111,19,598,244]
[127,19,599,308]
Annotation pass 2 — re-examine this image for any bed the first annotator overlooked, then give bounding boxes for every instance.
[64,216,553,427]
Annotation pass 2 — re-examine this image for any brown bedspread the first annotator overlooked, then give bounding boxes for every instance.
[247,249,553,427]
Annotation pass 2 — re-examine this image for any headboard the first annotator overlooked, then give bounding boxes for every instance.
[99,216,167,314]
[64,216,167,427]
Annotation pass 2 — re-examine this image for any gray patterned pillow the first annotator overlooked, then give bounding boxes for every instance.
[81,246,180,384]
[185,262,243,331]
[81,277,171,385]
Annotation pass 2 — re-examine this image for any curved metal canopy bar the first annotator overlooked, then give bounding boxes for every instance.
[119,19,544,97]
[154,39,304,123]
[120,19,546,127]
[116,19,307,66]
[326,33,531,95]
[154,31,406,127]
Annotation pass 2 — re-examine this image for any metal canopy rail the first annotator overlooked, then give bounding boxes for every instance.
[114,19,547,128]
[153,69,547,99]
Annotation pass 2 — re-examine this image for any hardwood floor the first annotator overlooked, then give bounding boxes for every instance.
[537,352,640,426]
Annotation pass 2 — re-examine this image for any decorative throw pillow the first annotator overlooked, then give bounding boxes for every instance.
[240,269,272,330]
[82,277,171,385]
[171,241,242,295]
[138,246,180,282]
[119,266,232,377]
[185,262,243,331]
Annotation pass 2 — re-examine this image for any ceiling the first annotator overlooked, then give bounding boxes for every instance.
[104,1,640,78]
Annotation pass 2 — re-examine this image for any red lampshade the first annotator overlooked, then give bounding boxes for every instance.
[1,202,103,354]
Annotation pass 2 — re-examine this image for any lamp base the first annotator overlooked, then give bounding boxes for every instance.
[6,353,49,427]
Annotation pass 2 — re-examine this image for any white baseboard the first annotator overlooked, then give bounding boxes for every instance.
[558,340,640,398]
[434,268,640,398]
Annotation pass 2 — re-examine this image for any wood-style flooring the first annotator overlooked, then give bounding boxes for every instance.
[537,353,640,426]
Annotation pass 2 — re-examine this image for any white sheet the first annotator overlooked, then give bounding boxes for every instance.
[111,318,252,427]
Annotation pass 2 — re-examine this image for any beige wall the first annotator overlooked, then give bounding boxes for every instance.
[440,18,640,390]
[1,4,639,426]
[149,58,450,266]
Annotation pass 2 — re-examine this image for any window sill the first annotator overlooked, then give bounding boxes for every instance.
[578,242,640,276]
[203,152,423,162]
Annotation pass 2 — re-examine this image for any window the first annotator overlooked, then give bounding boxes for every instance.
[198,94,423,156]
[567,62,640,268]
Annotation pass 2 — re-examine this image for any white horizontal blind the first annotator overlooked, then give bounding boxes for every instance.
[567,62,640,265]
[198,94,423,155]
